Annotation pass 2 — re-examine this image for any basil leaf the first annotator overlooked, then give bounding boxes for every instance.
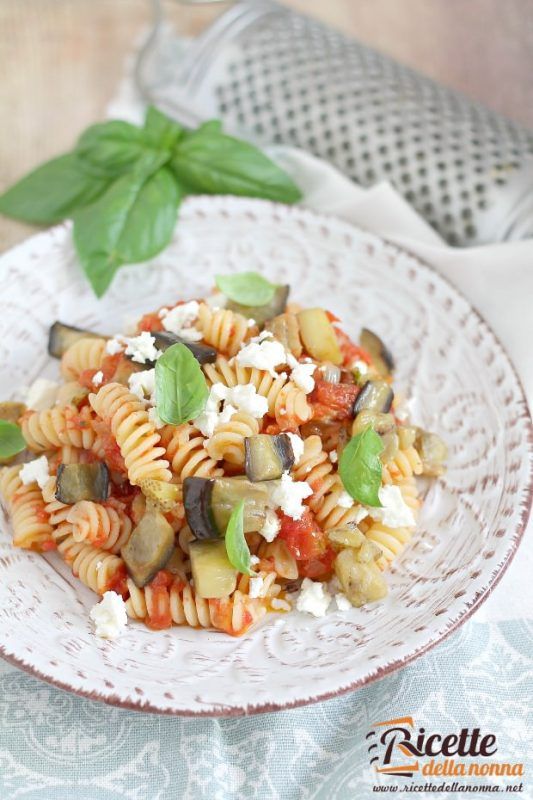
[155,343,208,426]
[143,106,184,150]
[76,121,151,176]
[73,156,180,297]
[224,499,255,576]
[339,427,383,507]
[171,130,302,203]
[0,153,110,224]
[215,272,277,307]
[0,420,26,460]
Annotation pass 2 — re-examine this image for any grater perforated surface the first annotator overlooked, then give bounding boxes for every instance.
[140,1,533,245]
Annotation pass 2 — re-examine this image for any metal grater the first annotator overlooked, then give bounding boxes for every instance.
[138,0,533,245]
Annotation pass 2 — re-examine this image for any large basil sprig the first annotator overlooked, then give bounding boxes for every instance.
[0,107,301,296]
[155,343,209,426]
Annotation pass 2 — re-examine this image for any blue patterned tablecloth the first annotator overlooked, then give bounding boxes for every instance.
[0,619,530,799]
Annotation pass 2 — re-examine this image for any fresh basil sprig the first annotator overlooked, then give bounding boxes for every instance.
[224,499,255,576]
[155,343,208,426]
[215,272,277,307]
[339,426,384,507]
[0,420,26,460]
[0,106,301,297]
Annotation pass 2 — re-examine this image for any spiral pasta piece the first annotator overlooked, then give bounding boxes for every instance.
[274,381,312,431]
[61,337,106,380]
[364,521,413,569]
[205,412,260,465]
[67,500,132,553]
[56,530,126,595]
[42,477,71,535]
[90,383,171,486]
[196,303,249,357]
[0,466,54,551]
[383,446,423,480]
[21,405,96,453]
[160,423,223,481]
[204,356,288,416]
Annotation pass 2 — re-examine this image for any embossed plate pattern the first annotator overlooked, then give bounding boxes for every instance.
[0,197,531,715]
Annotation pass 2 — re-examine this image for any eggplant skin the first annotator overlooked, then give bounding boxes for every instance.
[244,433,295,482]
[48,321,104,359]
[183,476,220,539]
[353,380,394,416]
[121,510,175,587]
[360,328,395,375]
[151,332,217,365]
[55,462,109,504]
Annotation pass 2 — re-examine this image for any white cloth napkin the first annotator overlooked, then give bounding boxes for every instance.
[109,72,533,624]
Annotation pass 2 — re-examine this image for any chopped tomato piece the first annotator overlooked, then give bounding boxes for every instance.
[298,547,336,579]
[310,380,360,421]
[106,564,128,598]
[92,420,126,473]
[137,311,164,333]
[145,570,173,630]
[278,510,327,562]
[40,540,57,552]
[335,327,372,367]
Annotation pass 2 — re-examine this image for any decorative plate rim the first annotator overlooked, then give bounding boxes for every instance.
[0,195,531,717]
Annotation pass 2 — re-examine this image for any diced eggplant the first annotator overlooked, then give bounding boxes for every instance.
[121,508,175,587]
[189,539,237,598]
[151,332,217,365]
[360,328,395,377]
[48,322,105,359]
[227,285,290,328]
[320,362,341,384]
[183,477,218,539]
[211,477,270,534]
[414,429,448,477]
[327,526,366,549]
[352,409,396,436]
[183,476,271,539]
[244,434,294,482]
[353,380,394,416]
[55,462,109,504]
[140,478,181,512]
[297,308,342,365]
[264,312,302,357]
[0,401,26,424]
[334,546,388,607]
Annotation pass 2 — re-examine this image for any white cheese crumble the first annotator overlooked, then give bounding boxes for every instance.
[128,369,156,402]
[89,591,128,640]
[335,592,352,611]
[337,490,354,509]
[352,359,369,376]
[194,383,268,438]
[290,362,316,394]
[270,472,312,520]
[236,332,286,377]
[124,332,161,364]
[92,371,104,387]
[368,485,416,528]
[20,456,49,489]
[105,337,125,356]
[147,406,165,429]
[296,578,332,618]
[259,509,281,542]
[25,378,59,411]
[271,597,292,611]
[329,450,338,463]
[286,432,304,465]
[248,576,264,599]
[159,301,202,342]
[250,555,260,566]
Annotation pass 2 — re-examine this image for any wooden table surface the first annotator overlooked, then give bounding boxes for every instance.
[1,0,532,250]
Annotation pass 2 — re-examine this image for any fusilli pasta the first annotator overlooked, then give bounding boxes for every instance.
[0,466,54,551]
[196,303,250,357]
[205,411,260,465]
[160,423,223,481]
[61,337,106,380]
[67,500,133,553]
[21,405,96,452]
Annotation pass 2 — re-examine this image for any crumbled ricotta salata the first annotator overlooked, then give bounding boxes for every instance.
[335,592,352,611]
[124,332,161,364]
[270,472,312,520]
[248,576,264,599]
[250,555,260,566]
[147,406,165,429]
[194,383,268,438]
[337,490,354,509]
[20,456,49,489]
[259,509,281,542]
[128,369,156,402]
[296,578,332,618]
[92,371,104,387]
[290,362,316,394]
[159,301,202,341]
[25,378,59,411]
[286,432,304,465]
[105,337,125,356]
[89,591,128,640]
[368,485,415,528]
[236,332,286,377]
[329,450,338,463]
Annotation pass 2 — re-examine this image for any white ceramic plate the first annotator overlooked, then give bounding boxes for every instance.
[0,196,531,716]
